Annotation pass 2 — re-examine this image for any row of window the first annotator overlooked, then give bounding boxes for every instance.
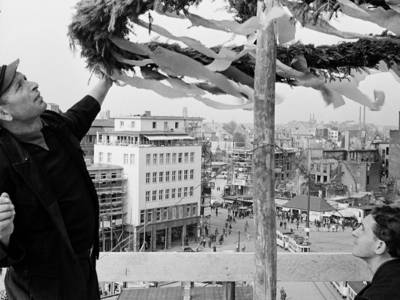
[145,187,194,202]
[146,152,195,165]
[145,170,194,183]
[119,120,180,129]
[140,203,197,223]
[98,152,135,165]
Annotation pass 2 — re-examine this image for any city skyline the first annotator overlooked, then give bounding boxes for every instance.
[1,0,400,127]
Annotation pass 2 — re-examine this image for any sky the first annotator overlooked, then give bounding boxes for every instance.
[0,0,399,126]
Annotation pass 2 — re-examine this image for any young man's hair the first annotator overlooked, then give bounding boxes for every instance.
[371,205,400,258]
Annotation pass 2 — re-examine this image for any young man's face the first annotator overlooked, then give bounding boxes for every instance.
[0,72,47,122]
[352,214,381,259]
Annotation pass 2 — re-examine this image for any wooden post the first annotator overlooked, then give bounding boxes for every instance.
[223,282,235,300]
[253,0,277,299]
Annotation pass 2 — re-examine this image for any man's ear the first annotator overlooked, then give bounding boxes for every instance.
[375,240,387,255]
[0,107,12,122]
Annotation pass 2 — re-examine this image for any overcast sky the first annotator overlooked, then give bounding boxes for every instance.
[0,0,399,126]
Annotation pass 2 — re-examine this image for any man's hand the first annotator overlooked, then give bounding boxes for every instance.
[0,193,15,247]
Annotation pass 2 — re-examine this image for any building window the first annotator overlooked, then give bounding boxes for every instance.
[172,207,177,219]
[184,187,188,197]
[165,189,170,200]
[111,172,117,179]
[152,172,157,183]
[146,172,150,184]
[159,190,163,200]
[145,191,150,202]
[192,205,197,216]
[172,171,176,181]
[159,172,163,183]
[184,170,188,180]
[190,152,194,163]
[130,154,135,165]
[178,170,182,181]
[165,171,170,182]
[140,211,145,224]
[159,153,164,164]
[120,121,124,127]
[107,153,112,163]
[178,153,183,163]
[131,121,135,128]
[101,173,107,179]
[178,188,182,198]
[147,211,152,222]
[156,209,161,221]
[387,148,389,155]
[186,206,191,217]
[152,190,157,201]
[184,152,189,163]
[175,122,179,129]
[153,154,157,165]
[166,153,170,164]
[99,152,103,162]
[146,154,151,165]
[172,188,176,199]
[123,154,128,164]
[152,121,157,129]
[190,169,194,180]
[163,208,168,220]
[172,153,177,164]
[190,186,194,196]
[179,206,183,218]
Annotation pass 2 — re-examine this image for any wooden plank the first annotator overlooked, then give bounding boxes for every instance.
[253,0,278,299]
[96,252,372,282]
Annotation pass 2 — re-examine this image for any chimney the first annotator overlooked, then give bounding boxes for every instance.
[144,110,151,117]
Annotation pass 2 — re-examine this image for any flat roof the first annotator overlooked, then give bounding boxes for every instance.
[87,163,123,170]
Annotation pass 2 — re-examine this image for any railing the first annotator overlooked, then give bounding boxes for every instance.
[96,252,372,299]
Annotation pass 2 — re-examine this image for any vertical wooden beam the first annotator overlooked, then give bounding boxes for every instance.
[223,282,235,300]
[253,0,277,300]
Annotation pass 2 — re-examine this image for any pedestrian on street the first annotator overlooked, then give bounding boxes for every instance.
[280,287,287,300]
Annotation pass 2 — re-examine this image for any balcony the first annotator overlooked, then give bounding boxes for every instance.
[96,252,371,299]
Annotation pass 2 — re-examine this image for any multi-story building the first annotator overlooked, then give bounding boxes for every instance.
[328,127,339,144]
[310,159,339,184]
[81,118,114,164]
[87,164,127,251]
[94,111,202,251]
[323,149,381,193]
[225,147,297,197]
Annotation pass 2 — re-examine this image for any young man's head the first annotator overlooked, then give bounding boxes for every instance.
[0,59,47,124]
[352,206,400,260]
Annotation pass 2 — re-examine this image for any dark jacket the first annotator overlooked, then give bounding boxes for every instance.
[355,258,400,300]
[0,96,100,300]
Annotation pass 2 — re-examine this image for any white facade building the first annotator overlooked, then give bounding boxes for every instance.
[94,111,203,250]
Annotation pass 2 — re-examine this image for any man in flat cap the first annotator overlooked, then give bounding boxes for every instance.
[352,205,400,300]
[0,59,113,300]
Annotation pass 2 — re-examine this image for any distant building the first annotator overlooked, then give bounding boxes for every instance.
[328,127,339,144]
[87,164,126,251]
[81,118,114,164]
[281,195,335,222]
[94,111,203,251]
[389,129,400,187]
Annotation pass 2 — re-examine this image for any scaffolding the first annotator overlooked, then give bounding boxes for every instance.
[88,164,127,251]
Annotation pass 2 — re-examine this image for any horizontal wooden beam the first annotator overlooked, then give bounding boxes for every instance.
[96,252,372,282]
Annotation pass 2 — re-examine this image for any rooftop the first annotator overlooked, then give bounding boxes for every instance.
[283,195,335,212]
[87,163,123,171]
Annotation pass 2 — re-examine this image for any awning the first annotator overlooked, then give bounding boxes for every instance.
[144,135,195,141]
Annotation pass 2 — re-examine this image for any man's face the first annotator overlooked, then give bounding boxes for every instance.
[0,72,47,122]
[352,215,380,259]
